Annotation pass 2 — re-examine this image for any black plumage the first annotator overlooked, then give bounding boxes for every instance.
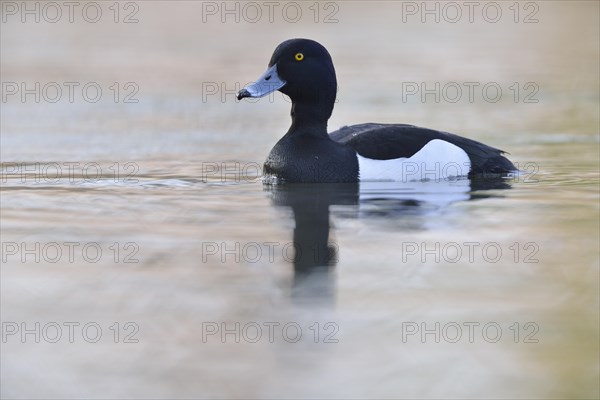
[330,123,515,175]
[238,39,515,183]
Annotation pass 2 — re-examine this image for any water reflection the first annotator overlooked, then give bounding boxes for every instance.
[267,183,358,303]
[265,178,512,301]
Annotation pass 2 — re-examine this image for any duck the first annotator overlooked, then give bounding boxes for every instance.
[237,38,515,183]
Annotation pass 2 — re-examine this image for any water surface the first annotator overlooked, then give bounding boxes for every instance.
[1,2,599,399]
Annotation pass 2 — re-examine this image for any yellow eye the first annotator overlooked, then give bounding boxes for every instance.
[294,53,304,61]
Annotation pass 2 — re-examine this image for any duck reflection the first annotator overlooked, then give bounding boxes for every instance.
[265,178,511,302]
[266,183,358,302]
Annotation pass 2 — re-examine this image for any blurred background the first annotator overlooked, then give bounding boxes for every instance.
[1,1,599,399]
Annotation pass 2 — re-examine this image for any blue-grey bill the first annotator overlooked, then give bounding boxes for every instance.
[237,64,286,100]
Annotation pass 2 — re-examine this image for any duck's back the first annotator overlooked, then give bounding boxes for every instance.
[329,123,515,175]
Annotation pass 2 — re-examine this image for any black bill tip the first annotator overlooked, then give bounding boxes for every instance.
[237,89,251,100]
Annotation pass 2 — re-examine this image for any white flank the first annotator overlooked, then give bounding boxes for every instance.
[357,139,471,182]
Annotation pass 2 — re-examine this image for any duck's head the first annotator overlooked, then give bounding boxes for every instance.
[237,38,337,109]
